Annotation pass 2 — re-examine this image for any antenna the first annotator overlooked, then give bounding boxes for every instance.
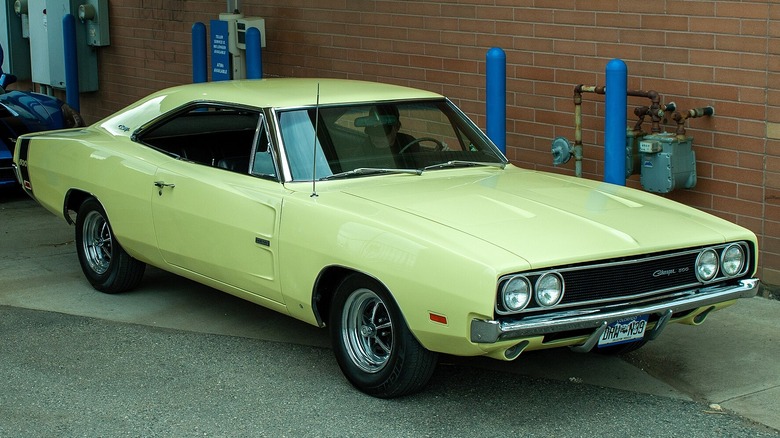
[311,83,320,198]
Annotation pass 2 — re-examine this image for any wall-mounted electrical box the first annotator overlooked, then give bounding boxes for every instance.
[1,0,31,80]
[236,17,265,49]
[78,0,109,46]
[29,0,99,91]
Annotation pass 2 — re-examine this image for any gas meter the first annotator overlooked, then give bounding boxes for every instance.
[638,132,696,194]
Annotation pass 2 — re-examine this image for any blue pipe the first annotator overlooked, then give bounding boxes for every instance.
[246,27,263,79]
[192,22,208,83]
[486,47,506,154]
[63,14,80,112]
[605,59,627,185]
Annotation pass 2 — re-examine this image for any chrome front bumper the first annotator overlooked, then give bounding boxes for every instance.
[470,278,759,344]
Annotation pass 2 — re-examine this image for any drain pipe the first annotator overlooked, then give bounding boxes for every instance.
[605,59,627,186]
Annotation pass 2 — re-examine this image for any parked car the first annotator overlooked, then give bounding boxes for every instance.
[13,79,758,397]
[0,90,84,187]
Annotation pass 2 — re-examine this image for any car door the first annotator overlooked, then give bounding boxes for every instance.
[144,106,287,304]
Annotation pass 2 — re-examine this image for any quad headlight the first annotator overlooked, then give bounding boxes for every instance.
[501,276,532,311]
[721,243,745,277]
[535,272,564,307]
[500,271,565,313]
[695,248,719,282]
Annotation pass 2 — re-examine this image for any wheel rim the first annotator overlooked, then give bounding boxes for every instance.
[341,288,394,373]
[82,210,113,275]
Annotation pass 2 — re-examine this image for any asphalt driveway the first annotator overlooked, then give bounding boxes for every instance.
[1,190,778,436]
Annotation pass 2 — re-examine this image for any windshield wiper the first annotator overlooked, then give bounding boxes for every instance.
[319,167,422,181]
[421,160,506,173]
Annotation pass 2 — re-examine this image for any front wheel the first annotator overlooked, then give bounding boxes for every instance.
[75,198,146,293]
[329,274,438,398]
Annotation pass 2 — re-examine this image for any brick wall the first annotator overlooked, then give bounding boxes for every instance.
[12,0,778,288]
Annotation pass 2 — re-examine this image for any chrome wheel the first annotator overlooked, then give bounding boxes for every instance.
[75,198,145,293]
[81,210,113,275]
[341,288,393,373]
[330,274,438,397]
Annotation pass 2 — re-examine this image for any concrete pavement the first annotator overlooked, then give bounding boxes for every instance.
[2,192,779,432]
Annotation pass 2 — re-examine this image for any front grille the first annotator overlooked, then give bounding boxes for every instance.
[559,252,699,305]
[497,241,753,316]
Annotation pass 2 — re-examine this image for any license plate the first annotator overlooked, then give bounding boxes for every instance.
[598,315,649,347]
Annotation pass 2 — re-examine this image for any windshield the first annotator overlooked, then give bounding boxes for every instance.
[277,99,506,181]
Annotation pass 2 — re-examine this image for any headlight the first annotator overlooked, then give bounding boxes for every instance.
[696,249,719,282]
[535,272,564,307]
[501,276,531,311]
[721,244,745,277]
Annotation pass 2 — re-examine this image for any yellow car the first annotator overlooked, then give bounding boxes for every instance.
[13,79,758,398]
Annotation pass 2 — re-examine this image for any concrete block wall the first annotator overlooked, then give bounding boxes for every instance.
[12,0,777,288]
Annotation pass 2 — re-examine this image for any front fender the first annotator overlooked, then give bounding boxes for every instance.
[277,188,526,356]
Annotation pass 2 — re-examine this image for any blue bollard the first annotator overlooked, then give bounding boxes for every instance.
[63,14,80,113]
[192,22,208,83]
[605,59,627,185]
[486,47,506,154]
[246,27,263,80]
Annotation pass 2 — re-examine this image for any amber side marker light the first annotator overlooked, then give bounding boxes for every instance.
[429,313,447,325]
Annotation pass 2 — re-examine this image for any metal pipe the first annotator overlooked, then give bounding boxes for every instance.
[627,90,661,133]
[673,106,714,137]
[572,85,605,178]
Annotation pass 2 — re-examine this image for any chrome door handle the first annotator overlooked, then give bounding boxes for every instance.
[154,181,175,195]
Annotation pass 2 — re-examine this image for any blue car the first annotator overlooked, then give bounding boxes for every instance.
[1,46,84,187]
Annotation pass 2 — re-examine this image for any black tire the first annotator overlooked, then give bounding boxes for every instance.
[329,274,438,398]
[594,339,648,355]
[75,198,145,293]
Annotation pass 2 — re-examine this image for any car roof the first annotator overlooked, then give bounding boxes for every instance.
[159,78,442,108]
[97,78,444,136]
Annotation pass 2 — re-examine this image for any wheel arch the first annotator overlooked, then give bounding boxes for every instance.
[63,188,95,224]
[312,266,399,329]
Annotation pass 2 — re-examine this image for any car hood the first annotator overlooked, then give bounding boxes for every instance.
[0,91,63,133]
[337,166,749,269]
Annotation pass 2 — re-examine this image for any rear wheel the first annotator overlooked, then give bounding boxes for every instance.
[75,198,145,293]
[329,274,438,398]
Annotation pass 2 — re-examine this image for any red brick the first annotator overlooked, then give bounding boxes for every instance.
[667,1,715,17]
[715,1,770,20]
[691,17,741,35]
[738,184,765,203]
[596,12,640,28]
[716,35,768,54]
[641,15,689,32]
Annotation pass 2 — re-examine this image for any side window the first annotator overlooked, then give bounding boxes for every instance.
[250,117,278,180]
[138,105,260,174]
[278,110,332,181]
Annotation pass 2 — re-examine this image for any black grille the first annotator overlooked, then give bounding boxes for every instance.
[559,252,699,305]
